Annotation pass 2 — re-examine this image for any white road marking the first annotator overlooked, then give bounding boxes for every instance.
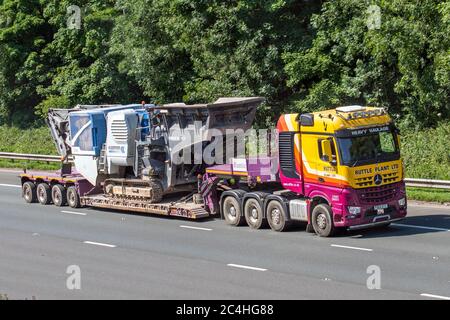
[331,244,373,252]
[180,225,212,231]
[0,183,21,188]
[61,210,87,216]
[83,241,116,248]
[420,293,450,300]
[392,223,450,232]
[227,264,267,272]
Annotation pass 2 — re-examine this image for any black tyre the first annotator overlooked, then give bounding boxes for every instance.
[52,184,67,207]
[244,198,266,229]
[266,200,291,232]
[22,181,37,203]
[67,186,81,208]
[305,223,315,233]
[311,204,335,237]
[222,196,245,226]
[37,183,51,205]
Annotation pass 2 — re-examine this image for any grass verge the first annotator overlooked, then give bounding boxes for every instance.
[407,187,450,204]
[0,159,59,171]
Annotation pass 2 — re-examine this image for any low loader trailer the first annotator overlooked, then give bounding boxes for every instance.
[20,101,407,237]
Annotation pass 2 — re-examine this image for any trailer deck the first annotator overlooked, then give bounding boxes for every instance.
[80,194,210,219]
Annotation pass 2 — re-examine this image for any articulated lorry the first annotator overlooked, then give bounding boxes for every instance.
[20,99,407,237]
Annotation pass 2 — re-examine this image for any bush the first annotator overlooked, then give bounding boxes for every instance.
[401,122,450,180]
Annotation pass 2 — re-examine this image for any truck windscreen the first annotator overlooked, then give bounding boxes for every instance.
[337,129,400,167]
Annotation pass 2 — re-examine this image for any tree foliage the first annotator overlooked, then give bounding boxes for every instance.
[0,0,448,128]
[284,0,450,127]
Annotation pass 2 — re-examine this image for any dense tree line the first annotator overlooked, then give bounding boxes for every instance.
[0,0,448,128]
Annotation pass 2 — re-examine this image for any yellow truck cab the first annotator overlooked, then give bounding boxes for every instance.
[275,105,406,235]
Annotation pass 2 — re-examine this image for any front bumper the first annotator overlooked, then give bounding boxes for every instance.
[347,218,403,231]
[333,182,407,228]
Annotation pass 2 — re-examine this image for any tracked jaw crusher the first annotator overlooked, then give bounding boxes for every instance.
[46,97,263,203]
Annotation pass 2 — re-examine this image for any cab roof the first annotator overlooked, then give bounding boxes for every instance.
[279,106,393,134]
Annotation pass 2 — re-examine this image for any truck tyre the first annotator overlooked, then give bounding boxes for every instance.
[67,186,81,208]
[52,184,67,207]
[311,204,335,237]
[22,181,37,203]
[244,198,266,229]
[37,183,51,205]
[266,200,291,232]
[223,196,245,226]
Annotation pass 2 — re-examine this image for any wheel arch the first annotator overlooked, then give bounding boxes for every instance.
[308,195,330,223]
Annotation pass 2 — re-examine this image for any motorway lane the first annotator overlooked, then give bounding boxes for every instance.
[1,170,450,299]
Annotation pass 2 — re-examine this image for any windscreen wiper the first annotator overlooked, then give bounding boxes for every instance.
[351,159,361,167]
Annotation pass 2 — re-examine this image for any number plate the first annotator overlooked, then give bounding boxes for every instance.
[374,204,388,210]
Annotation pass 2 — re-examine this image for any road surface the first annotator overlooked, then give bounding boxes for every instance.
[0,170,449,300]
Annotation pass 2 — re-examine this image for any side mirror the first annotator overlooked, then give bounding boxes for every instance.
[321,139,333,163]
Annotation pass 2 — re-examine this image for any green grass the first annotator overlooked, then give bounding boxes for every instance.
[407,187,450,204]
[0,159,59,171]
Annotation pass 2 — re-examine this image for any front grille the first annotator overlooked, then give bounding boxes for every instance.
[358,183,398,204]
[278,132,298,178]
[355,172,400,187]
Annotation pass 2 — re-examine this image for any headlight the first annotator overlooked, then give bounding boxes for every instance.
[398,198,406,206]
[347,206,361,215]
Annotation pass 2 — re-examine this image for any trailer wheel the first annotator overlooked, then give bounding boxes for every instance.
[311,204,335,237]
[52,184,67,207]
[223,196,245,226]
[37,183,51,205]
[67,186,81,208]
[266,200,291,232]
[22,182,37,203]
[244,198,266,229]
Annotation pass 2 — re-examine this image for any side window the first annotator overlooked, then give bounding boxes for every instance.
[318,137,337,163]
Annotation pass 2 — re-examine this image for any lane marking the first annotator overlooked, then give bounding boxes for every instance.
[392,223,450,232]
[61,210,87,216]
[420,293,450,300]
[0,183,21,188]
[180,225,212,231]
[227,264,267,272]
[331,244,373,252]
[83,241,116,248]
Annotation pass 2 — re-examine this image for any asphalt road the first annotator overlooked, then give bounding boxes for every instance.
[1,169,450,300]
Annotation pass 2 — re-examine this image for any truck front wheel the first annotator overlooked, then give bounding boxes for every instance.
[67,186,81,208]
[52,184,67,207]
[223,196,245,226]
[37,183,51,205]
[23,182,37,203]
[311,204,335,237]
